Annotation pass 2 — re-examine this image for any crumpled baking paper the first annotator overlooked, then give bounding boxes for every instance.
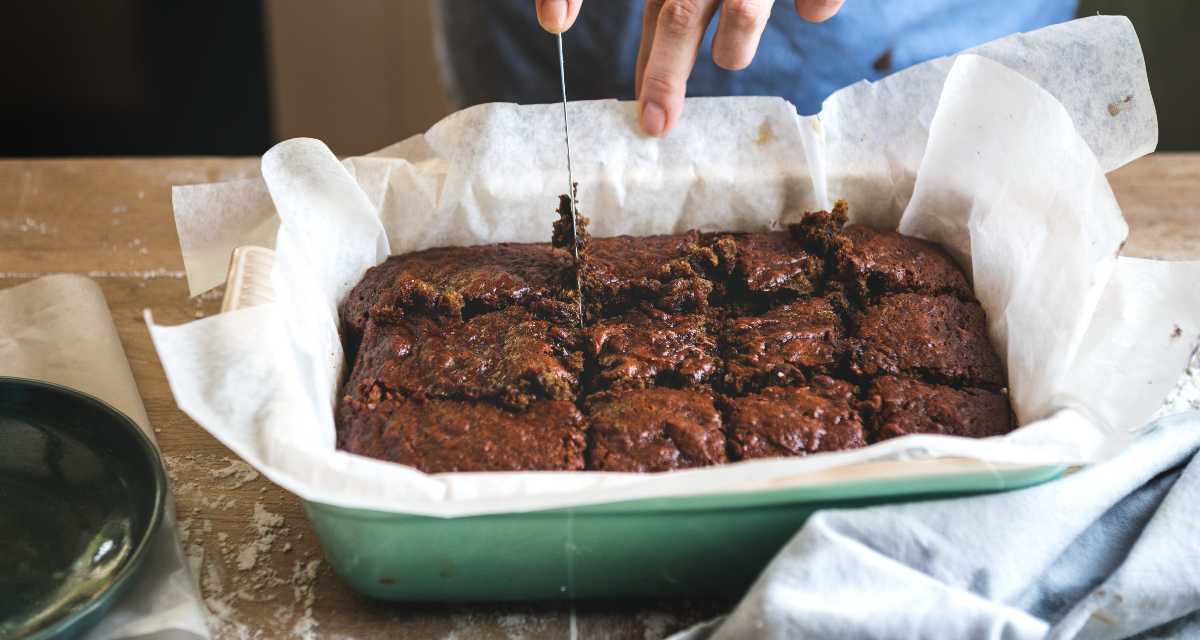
[152,16,1200,517]
[0,275,209,639]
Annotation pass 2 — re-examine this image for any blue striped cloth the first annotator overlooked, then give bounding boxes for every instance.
[673,412,1200,639]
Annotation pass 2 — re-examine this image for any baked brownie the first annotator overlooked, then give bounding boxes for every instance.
[722,296,845,393]
[716,231,824,299]
[340,242,575,344]
[866,376,1014,441]
[586,388,727,472]
[850,293,1005,388]
[725,377,866,460]
[830,224,970,300]
[337,395,585,473]
[346,305,582,408]
[336,197,1017,474]
[586,306,720,391]
[581,231,718,315]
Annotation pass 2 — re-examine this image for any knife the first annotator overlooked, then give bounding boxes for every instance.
[556,32,584,327]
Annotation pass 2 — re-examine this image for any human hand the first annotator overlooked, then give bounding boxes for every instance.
[534,0,584,33]
[636,0,845,136]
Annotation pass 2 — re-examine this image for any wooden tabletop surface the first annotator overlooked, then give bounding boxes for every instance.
[1,154,1197,639]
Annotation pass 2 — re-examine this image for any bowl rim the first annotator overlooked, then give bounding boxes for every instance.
[0,376,167,640]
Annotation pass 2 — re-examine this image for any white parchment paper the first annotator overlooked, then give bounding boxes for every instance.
[0,276,209,639]
[152,16,1200,517]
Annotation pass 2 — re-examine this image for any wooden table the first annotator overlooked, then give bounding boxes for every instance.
[1,154,1197,639]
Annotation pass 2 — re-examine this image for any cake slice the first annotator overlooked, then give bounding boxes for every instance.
[850,293,1005,388]
[865,376,1014,442]
[586,306,720,391]
[586,387,727,472]
[829,224,970,301]
[713,231,825,300]
[725,377,866,460]
[722,296,846,393]
[340,242,576,347]
[346,305,582,408]
[581,231,718,316]
[336,395,585,472]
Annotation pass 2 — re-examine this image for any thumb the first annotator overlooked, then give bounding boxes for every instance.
[793,0,844,22]
[536,0,583,33]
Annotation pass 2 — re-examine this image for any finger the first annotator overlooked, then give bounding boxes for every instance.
[635,0,667,100]
[638,0,720,137]
[712,0,773,71]
[536,0,583,33]
[793,0,843,22]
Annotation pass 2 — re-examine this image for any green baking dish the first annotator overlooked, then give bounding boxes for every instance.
[218,247,1067,601]
[304,461,1065,600]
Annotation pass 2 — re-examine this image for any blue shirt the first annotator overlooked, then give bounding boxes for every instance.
[433,0,1076,115]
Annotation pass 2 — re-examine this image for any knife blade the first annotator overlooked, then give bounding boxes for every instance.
[556,32,584,326]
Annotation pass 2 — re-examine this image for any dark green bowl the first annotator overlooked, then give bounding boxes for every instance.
[0,378,166,640]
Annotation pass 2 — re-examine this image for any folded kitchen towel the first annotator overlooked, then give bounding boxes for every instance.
[673,412,1200,640]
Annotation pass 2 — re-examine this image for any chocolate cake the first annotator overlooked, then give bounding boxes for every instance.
[850,293,1005,388]
[717,231,824,299]
[345,305,582,409]
[865,376,1013,442]
[724,377,866,460]
[828,224,971,301]
[339,242,575,350]
[337,394,586,473]
[722,296,845,393]
[586,305,720,391]
[586,387,727,472]
[335,199,1016,472]
[580,231,718,316]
